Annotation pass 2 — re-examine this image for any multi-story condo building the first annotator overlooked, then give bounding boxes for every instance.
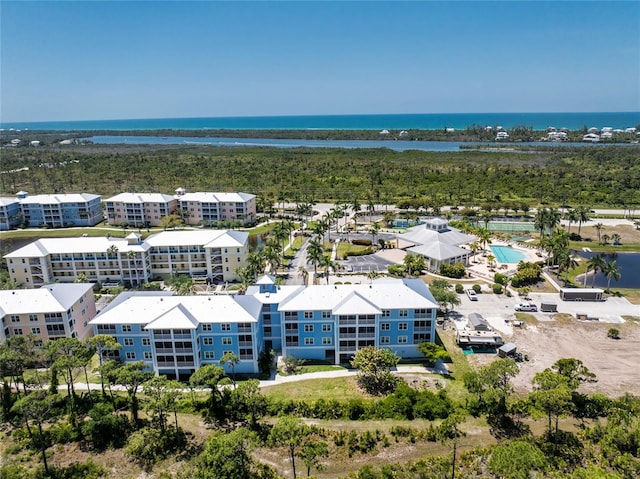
[14,192,103,228]
[176,191,256,226]
[104,193,178,227]
[4,230,249,288]
[0,197,22,230]
[89,276,438,379]
[1,283,97,344]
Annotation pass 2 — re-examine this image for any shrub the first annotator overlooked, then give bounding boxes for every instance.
[472,284,482,293]
[387,264,405,277]
[492,283,504,294]
[439,262,466,279]
[494,272,508,285]
[346,247,373,257]
[607,328,620,340]
[125,427,187,470]
[455,283,464,294]
[569,233,582,241]
[352,239,372,246]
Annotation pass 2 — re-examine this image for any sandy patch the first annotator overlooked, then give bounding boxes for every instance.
[508,319,640,397]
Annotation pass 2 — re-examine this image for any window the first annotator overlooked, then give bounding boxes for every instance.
[204,351,215,359]
[29,314,38,322]
[322,337,332,345]
[380,336,390,344]
[11,315,20,323]
[398,336,408,344]
[304,324,314,332]
[304,311,313,319]
[122,325,132,332]
[398,323,408,330]
[221,323,231,331]
[380,323,390,331]
[142,338,150,346]
[13,328,23,335]
[322,311,331,319]
[322,324,332,332]
[144,352,152,360]
[399,310,408,317]
[202,324,212,331]
[124,338,134,346]
[304,337,314,345]
[382,309,390,317]
[126,352,136,359]
[203,337,213,345]
[31,327,40,334]
[222,337,232,345]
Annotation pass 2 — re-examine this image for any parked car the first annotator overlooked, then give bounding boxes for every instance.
[466,289,478,301]
[515,303,537,312]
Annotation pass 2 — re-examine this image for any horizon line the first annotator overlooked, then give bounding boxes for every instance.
[2,111,639,126]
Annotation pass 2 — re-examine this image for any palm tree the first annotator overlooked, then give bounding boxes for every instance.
[476,228,492,252]
[546,208,561,232]
[534,208,547,237]
[298,266,309,285]
[557,250,579,284]
[576,206,590,237]
[126,250,138,287]
[603,260,621,293]
[470,241,480,263]
[306,237,325,276]
[319,255,337,284]
[611,233,622,246]
[594,223,604,244]
[369,223,380,246]
[351,199,361,232]
[565,209,579,235]
[367,198,375,223]
[584,254,606,287]
[486,254,496,269]
[601,234,610,246]
[106,245,122,283]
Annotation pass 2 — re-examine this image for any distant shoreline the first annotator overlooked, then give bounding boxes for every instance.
[2,111,639,132]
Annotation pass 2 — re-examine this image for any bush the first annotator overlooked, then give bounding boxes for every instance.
[346,247,373,257]
[352,239,372,246]
[472,284,482,293]
[439,262,466,279]
[607,328,620,340]
[387,264,405,277]
[455,283,464,294]
[492,283,504,294]
[125,427,188,470]
[494,272,508,285]
[569,233,582,241]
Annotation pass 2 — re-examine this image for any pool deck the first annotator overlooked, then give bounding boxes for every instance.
[466,240,544,282]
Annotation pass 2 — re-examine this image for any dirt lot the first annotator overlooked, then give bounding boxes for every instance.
[579,223,640,245]
[465,317,640,397]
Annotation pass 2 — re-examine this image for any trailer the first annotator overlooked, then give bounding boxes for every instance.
[540,302,558,312]
[559,288,604,302]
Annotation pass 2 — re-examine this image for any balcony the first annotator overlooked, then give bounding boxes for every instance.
[285,341,299,347]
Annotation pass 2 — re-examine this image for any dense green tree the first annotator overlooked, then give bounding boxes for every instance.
[113,361,153,423]
[418,342,450,365]
[488,440,547,479]
[269,416,311,479]
[350,346,400,396]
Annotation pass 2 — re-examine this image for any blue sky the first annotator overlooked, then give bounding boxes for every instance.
[1,1,639,122]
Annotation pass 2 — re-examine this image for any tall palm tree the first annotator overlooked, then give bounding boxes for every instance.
[565,209,579,235]
[369,223,380,246]
[351,199,361,232]
[611,233,622,246]
[126,250,138,287]
[367,198,375,223]
[306,237,325,276]
[534,208,547,238]
[546,208,561,232]
[594,223,604,244]
[603,260,621,293]
[576,206,590,237]
[470,241,480,263]
[319,255,337,284]
[557,250,579,284]
[476,228,492,252]
[585,254,606,287]
[481,211,493,230]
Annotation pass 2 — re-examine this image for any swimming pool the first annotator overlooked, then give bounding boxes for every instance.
[490,245,527,264]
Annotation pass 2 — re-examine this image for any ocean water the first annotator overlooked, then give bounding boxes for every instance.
[2,112,639,131]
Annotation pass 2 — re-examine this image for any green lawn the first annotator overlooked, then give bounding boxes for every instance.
[262,376,367,402]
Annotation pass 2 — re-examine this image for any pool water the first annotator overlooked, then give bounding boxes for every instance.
[490,245,527,264]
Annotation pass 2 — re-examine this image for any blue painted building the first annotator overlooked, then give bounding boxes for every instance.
[0,198,22,230]
[90,277,438,378]
[16,193,103,228]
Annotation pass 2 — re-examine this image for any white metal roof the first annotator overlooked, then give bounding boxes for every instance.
[0,283,93,316]
[0,197,19,206]
[4,237,149,258]
[144,230,248,248]
[19,193,100,205]
[278,279,438,312]
[90,293,261,326]
[178,192,255,203]
[105,192,176,204]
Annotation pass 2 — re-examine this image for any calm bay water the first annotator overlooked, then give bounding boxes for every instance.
[85,135,615,152]
[576,252,640,289]
[3,112,639,131]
